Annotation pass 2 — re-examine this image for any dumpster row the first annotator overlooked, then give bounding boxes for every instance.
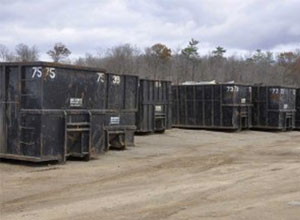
[172,83,299,131]
[1,62,299,164]
[0,62,171,163]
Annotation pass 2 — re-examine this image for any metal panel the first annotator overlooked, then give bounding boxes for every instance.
[0,65,6,154]
[136,79,172,133]
[252,86,296,130]
[105,73,138,148]
[172,84,252,130]
[295,89,300,129]
[6,66,20,155]
[124,75,138,110]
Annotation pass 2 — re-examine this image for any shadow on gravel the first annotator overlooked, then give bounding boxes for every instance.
[0,158,59,167]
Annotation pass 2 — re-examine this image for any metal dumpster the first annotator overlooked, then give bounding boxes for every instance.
[0,62,138,162]
[294,88,300,129]
[172,83,252,130]
[252,86,296,130]
[105,73,138,149]
[136,79,172,133]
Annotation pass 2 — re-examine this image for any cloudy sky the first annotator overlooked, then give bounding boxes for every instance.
[1,0,300,60]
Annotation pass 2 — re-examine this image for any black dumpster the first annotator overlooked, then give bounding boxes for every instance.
[172,83,252,130]
[0,62,138,162]
[252,86,296,130]
[105,73,138,149]
[136,79,172,133]
[294,89,300,129]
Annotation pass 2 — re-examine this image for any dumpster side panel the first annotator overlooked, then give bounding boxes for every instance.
[166,82,172,129]
[42,68,106,109]
[6,66,20,155]
[19,113,42,157]
[195,86,203,126]
[222,107,233,127]
[21,66,42,109]
[107,74,124,110]
[137,79,172,133]
[0,65,5,154]
[90,113,106,154]
[213,86,221,127]
[41,113,64,159]
[105,112,136,147]
[252,86,296,130]
[296,89,300,128]
[137,80,153,132]
[172,84,252,130]
[106,74,138,148]
[125,75,138,110]
[172,86,178,125]
[0,62,109,162]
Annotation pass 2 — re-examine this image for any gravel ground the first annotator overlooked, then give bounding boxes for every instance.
[1,129,300,220]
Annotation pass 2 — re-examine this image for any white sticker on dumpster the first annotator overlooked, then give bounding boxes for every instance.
[155,105,162,112]
[110,117,120,125]
[284,104,288,109]
[241,98,246,104]
[70,98,83,107]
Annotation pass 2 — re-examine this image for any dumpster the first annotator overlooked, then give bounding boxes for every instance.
[172,83,252,130]
[252,86,296,130]
[294,88,300,129]
[105,73,138,149]
[0,62,138,162]
[136,79,172,133]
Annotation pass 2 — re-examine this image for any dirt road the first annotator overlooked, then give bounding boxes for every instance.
[1,129,300,220]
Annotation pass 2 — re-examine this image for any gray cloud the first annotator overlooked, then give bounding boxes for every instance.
[0,0,299,59]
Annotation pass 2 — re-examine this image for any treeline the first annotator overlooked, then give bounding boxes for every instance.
[1,40,300,87]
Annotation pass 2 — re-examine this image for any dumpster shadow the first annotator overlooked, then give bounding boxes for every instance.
[0,158,59,167]
[67,156,95,162]
[174,127,247,133]
[0,156,98,167]
[135,130,167,136]
[250,128,293,132]
[135,132,154,136]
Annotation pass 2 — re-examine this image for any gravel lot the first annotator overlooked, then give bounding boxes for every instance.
[1,129,300,220]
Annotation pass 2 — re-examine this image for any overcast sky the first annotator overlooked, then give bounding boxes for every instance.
[1,0,300,60]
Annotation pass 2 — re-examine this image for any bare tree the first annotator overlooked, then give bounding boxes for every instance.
[104,44,140,74]
[0,44,9,61]
[15,43,39,62]
[0,44,15,61]
[277,52,298,66]
[72,43,300,87]
[47,42,71,62]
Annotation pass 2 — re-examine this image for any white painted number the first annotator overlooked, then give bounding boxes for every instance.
[226,86,239,92]
[32,67,56,79]
[48,67,56,79]
[32,67,42,78]
[97,73,105,83]
[271,88,279,94]
[112,75,121,85]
